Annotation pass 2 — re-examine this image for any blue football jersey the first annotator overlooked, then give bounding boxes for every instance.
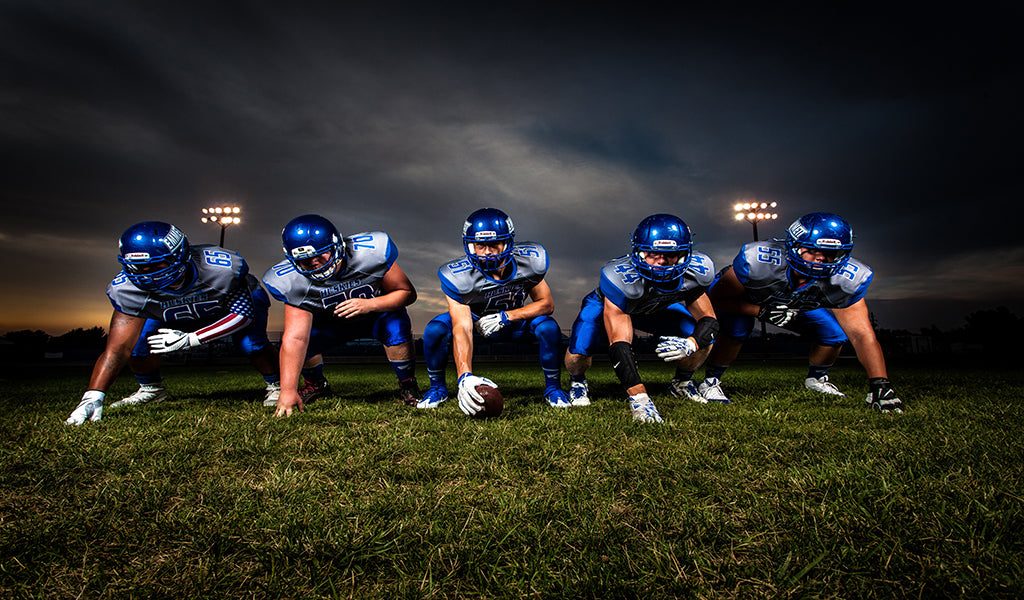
[107,245,256,324]
[729,240,873,310]
[597,251,715,315]
[438,241,548,316]
[262,231,397,315]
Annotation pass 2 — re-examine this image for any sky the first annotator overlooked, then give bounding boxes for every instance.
[1,1,1021,337]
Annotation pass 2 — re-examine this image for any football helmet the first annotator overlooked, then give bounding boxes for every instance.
[281,214,346,281]
[785,212,854,278]
[462,208,515,274]
[630,214,692,284]
[117,221,193,291]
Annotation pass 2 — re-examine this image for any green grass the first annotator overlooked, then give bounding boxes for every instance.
[1,360,1023,599]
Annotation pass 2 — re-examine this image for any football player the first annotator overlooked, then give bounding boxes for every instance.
[262,214,420,416]
[65,222,281,425]
[416,207,571,416]
[564,214,719,423]
[696,212,904,412]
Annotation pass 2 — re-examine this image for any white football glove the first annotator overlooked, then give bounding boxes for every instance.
[475,312,510,337]
[66,390,104,425]
[147,328,201,354]
[758,304,799,327]
[655,336,697,361]
[457,373,498,416]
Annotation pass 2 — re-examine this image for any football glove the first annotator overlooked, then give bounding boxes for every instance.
[66,390,104,425]
[866,378,904,413]
[457,372,497,416]
[147,328,201,354]
[757,303,799,327]
[475,312,510,337]
[655,336,697,361]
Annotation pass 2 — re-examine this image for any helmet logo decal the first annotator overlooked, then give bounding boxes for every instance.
[788,222,808,238]
[289,245,317,259]
[163,225,185,251]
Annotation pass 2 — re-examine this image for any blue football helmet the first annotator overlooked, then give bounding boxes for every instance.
[281,214,346,281]
[462,208,515,274]
[785,212,854,278]
[630,214,692,284]
[118,221,193,291]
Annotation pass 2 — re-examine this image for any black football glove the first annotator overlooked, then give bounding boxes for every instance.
[757,303,798,327]
[866,378,904,413]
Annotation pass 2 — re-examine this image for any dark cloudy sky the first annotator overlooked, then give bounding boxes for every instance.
[1,1,1021,336]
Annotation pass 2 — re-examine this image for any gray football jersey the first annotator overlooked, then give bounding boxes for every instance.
[730,240,873,310]
[438,242,548,316]
[597,251,715,315]
[262,231,397,315]
[107,245,255,324]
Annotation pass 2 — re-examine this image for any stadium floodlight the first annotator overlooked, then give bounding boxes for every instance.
[733,200,778,242]
[201,206,242,247]
[733,200,779,340]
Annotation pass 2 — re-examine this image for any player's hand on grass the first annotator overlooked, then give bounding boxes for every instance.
[866,378,904,413]
[274,389,304,417]
[66,391,104,425]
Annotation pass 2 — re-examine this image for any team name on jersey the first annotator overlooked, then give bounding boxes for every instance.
[482,284,520,299]
[319,279,365,297]
[160,292,211,309]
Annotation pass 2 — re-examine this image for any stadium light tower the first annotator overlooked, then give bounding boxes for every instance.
[201,206,242,247]
[733,201,779,242]
[734,200,779,341]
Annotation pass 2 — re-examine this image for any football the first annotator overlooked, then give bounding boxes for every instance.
[473,384,504,419]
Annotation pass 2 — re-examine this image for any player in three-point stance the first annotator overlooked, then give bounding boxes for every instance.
[66,221,281,425]
[416,207,571,417]
[261,214,420,416]
[696,212,904,412]
[564,213,720,423]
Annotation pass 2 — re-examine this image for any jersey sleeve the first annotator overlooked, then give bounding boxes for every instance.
[731,245,753,285]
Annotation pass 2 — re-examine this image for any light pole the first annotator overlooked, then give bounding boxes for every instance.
[733,201,778,241]
[733,201,779,340]
[201,206,241,247]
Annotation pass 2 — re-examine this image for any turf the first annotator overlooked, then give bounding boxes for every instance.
[1,359,1022,599]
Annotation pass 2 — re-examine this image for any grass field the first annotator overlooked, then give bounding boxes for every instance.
[1,359,1023,599]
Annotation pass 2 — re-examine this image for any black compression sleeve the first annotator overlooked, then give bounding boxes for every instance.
[609,341,642,389]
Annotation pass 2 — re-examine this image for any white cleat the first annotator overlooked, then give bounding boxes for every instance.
[263,382,282,407]
[569,380,591,406]
[669,378,706,403]
[109,384,167,408]
[804,376,846,397]
[697,377,732,404]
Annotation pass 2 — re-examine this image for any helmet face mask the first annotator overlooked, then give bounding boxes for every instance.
[118,222,192,291]
[630,214,692,284]
[785,212,854,278]
[462,208,515,274]
[282,214,346,281]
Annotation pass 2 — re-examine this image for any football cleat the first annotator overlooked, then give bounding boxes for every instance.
[544,387,572,409]
[298,379,331,405]
[669,378,706,403]
[697,377,732,404]
[398,379,421,406]
[263,382,282,407]
[569,380,591,406]
[804,376,846,397]
[629,393,664,423]
[416,385,449,409]
[109,384,167,408]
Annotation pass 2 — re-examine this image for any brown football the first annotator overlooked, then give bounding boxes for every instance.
[473,384,504,418]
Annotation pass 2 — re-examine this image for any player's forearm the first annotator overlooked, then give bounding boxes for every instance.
[372,289,416,312]
[278,338,308,389]
[86,349,130,392]
[192,314,252,344]
[850,335,888,379]
[452,328,475,376]
[506,298,553,321]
